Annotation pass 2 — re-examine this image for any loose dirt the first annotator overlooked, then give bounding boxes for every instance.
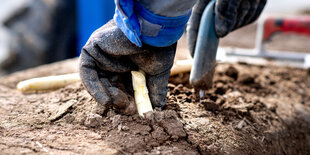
[1,20,310,154]
[0,57,309,154]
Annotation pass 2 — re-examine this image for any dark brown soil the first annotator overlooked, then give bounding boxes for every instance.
[0,58,309,154]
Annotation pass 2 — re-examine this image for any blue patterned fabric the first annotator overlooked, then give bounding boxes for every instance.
[114,0,191,47]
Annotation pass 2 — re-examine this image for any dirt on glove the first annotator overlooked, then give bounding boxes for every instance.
[0,57,309,154]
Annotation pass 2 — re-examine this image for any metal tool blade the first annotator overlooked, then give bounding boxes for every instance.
[199,89,205,104]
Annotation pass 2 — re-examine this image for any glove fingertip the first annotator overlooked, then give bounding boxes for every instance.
[215,18,230,37]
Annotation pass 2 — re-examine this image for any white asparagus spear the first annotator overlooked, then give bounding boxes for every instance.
[131,70,153,117]
[17,73,80,92]
[16,59,193,92]
[170,59,193,76]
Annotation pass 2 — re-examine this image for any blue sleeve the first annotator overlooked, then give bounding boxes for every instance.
[114,0,141,47]
[135,0,197,17]
[114,0,195,47]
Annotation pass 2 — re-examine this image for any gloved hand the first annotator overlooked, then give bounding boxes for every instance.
[187,0,266,55]
[79,20,176,115]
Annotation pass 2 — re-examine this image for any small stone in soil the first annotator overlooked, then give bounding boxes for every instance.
[225,66,239,80]
[238,73,255,84]
[201,99,220,111]
[84,113,103,128]
[112,115,122,128]
[49,100,76,121]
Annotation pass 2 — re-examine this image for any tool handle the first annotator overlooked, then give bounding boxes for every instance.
[189,0,219,89]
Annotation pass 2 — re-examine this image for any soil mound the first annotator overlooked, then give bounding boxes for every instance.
[0,59,310,154]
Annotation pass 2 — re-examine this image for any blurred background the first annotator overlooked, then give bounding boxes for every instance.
[0,0,115,76]
[0,0,309,76]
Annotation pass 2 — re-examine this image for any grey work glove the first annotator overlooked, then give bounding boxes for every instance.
[79,20,176,115]
[187,0,266,56]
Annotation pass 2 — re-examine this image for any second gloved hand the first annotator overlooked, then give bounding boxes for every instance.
[79,20,176,115]
[187,0,267,56]
[215,0,267,37]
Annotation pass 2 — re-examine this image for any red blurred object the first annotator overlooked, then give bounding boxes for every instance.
[263,16,310,41]
[226,15,310,68]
